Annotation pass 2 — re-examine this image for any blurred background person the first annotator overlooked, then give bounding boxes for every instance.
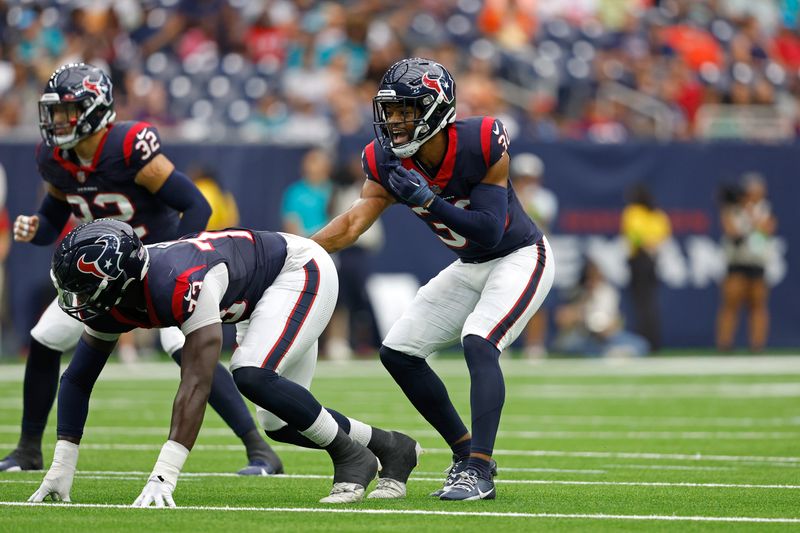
[191,165,240,230]
[326,157,384,360]
[0,162,9,355]
[280,148,340,358]
[716,173,777,352]
[512,153,558,359]
[620,183,672,352]
[280,148,333,238]
[553,259,650,358]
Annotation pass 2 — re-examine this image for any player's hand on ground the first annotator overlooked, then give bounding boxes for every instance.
[28,472,74,503]
[132,475,176,508]
[385,165,435,207]
[28,440,78,503]
[13,215,39,242]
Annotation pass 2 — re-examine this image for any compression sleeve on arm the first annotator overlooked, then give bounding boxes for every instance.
[31,194,72,245]
[426,183,508,248]
[154,169,212,237]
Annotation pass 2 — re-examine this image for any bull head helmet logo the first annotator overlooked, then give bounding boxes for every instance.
[76,234,124,280]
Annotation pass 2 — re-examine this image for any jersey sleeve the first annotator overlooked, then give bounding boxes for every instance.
[479,116,510,171]
[361,141,385,185]
[168,263,211,325]
[122,122,164,174]
[34,143,56,184]
[181,263,229,336]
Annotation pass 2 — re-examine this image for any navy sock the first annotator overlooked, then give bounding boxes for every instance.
[379,345,468,444]
[466,456,493,480]
[232,367,322,430]
[264,408,351,450]
[20,339,62,445]
[463,335,504,457]
[451,438,472,461]
[172,349,256,437]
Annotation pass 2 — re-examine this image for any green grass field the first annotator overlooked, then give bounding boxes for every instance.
[0,355,798,531]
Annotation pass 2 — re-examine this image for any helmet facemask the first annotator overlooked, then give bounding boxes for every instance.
[373,91,455,158]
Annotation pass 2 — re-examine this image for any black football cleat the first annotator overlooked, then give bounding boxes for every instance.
[439,467,496,501]
[430,457,497,497]
[237,458,284,476]
[0,448,43,472]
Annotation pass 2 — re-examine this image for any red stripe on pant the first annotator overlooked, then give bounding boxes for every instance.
[260,259,320,370]
[486,240,547,348]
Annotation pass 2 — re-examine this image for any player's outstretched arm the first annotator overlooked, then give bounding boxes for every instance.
[14,185,71,245]
[311,179,393,253]
[133,323,222,508]
[29,333,116,503]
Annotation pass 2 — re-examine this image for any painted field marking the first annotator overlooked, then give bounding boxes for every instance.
[0,501,798,524]
[11,443,793,465]
[4,471,798,490]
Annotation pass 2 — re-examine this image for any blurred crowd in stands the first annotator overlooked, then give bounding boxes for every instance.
[1,0,800,145]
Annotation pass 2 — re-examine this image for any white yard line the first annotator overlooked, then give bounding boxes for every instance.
[1,356,799,382]
[1,425,797,441]
[0,501,797,524]
[3,442,797,465]
[4,471,797,490]
[602,463,735,471]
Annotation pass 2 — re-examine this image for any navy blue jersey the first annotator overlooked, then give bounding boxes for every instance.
[362,116,542,263]
[36,121,179,244]
[85,230,288,334]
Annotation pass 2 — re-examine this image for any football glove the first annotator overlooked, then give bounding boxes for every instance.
[132,440,189,508]
[132,475,175,508]
[385,165,435,208]
[28,440,79,503]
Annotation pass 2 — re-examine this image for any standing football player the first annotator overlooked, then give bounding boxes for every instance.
[312,58,555,500]
[30,220,420,505]
[4,63,280,476]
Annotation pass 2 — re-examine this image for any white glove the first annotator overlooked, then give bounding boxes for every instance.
[28,440,79,503]
[132,440,189,508]
[13,214,39,242]
[132,475,176,508]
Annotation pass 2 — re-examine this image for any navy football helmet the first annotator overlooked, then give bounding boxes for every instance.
[51,219,149,320]
[39,63,116,149]
[373,58,457,158]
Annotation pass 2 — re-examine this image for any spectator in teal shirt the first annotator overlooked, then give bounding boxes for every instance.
[281,149,333,237]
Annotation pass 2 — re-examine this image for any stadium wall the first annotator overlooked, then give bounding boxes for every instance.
[2,141,797,349]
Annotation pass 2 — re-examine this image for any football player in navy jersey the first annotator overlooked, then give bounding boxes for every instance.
[312,58,555,500]
[29,220,420,505]
[5,63,281,477]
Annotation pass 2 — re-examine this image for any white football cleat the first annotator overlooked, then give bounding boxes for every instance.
[319,482,366,504]
[367,478,406,499]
